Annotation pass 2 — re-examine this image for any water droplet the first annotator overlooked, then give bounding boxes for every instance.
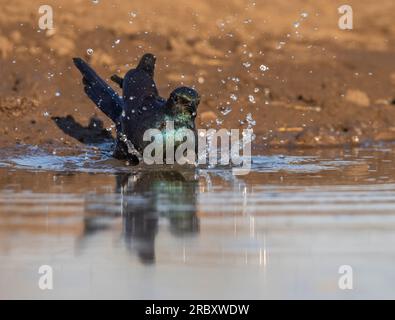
[259,64,269,72]
[246,113,256,127]
[276,42,286,50]
[248,95,256,104]
[293,21,300,28]
[301,12,308,19]
[230,94,238,101]
[87,48,94,55]
[220,106,232,116]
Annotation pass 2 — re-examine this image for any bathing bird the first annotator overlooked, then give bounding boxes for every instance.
[73,53,200,164]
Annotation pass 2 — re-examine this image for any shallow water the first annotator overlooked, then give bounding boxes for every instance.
[1,144,395,299]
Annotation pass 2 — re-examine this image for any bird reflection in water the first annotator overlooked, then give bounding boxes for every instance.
[82,169,199,264]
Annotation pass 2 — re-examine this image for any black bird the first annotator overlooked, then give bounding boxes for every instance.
[72,53,200,164]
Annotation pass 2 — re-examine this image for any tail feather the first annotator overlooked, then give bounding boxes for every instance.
[73,57,123,122]
[110,74,124,88]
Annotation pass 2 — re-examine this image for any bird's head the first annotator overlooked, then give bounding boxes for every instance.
[167,87,200,120]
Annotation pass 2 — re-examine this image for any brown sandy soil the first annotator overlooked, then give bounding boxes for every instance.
[0,0,395,151]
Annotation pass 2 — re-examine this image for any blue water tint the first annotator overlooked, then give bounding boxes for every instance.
[250,155,360,173]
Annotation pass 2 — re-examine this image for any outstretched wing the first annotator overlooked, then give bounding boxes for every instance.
[136,53,156,78]
[123,53,159,105]
[73,58,123,123]
[110,54,156,90]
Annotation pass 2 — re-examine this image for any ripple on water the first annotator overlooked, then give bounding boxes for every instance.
[0,144,363,174]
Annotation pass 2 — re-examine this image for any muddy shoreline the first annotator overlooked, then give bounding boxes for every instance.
[1,0,395,150]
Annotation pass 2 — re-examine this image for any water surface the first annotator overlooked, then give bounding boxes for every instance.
[1,144,395,299]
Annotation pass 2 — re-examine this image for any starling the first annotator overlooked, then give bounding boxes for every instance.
[73,53,200,164]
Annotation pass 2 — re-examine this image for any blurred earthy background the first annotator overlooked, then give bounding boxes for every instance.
[1,0,395,149]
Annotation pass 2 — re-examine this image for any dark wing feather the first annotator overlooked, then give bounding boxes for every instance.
[73,58,123,123]
[136,53,156,78]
